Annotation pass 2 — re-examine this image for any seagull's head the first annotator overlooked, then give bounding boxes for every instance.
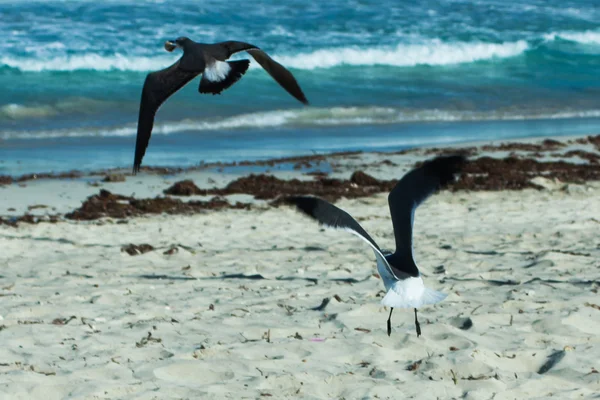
[164,37,191,52]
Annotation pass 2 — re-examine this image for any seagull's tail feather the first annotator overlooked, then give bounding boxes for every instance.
[419,287,448,306]
[199,60,250,95]
[381,277,447,309]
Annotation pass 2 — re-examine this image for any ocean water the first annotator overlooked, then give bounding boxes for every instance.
[1,0,599,175]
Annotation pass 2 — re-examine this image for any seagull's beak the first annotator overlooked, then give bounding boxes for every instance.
[164,40,177,52]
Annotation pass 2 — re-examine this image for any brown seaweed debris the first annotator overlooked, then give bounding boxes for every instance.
[293,160,312,170]
[189,151,339,171]
[542,139,565,148]
[586,134,600,151]
[390,148,417,155]
[7,152,600,225]
[480,139,565,153]
[66,190,134,220]
[27,204,48,210]
[420,140,566,157]
[304,171,329,178]
[15,170,82,183]
[204,172,397,204]
[449,156,600,191]
[235,151,360,168]
[103,174,126,182]
[0,175,12,185]
[65,189,249,221]
[121,244,154,256]
[128,166,185,176]
[423,146,479,157]
[350,170,381,186]
[163,179,206,196]
[379,159,397,166]
[166,156,600,205]
[552,150,600,164]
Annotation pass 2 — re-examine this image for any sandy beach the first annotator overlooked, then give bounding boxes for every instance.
[1,135,599,399]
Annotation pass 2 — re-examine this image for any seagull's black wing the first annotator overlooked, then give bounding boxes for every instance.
[133,60,200,174]
[286,196,381,250]
[213,41,309,105]
[286,195,401,280]
[388,155,466,275]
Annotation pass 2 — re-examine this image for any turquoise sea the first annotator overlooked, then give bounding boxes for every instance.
[1,0,599,175]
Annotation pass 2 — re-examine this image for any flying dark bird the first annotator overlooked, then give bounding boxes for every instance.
[285,155,467,337]
[133,37,309,174]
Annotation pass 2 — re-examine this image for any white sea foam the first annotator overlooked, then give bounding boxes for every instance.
[2,107,599,140]
[0,40,529,72]
[0,103,58,119]
[0,99,116,120]
[0,54,179,72]
[275,40,529,69]
[544,30,600,45]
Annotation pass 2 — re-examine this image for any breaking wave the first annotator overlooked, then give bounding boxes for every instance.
[0,99,117,120]
[276,40,529,69]
[3,106,599,140]
[544,30,600,45]
[0,54,178,73]
[0,40,529,72]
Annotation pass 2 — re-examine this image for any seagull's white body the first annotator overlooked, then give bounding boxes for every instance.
[375,245,447,309]
[382,277,447,309]
[350,227,448,309]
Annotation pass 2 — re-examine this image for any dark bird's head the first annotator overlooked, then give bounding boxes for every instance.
[164,36,192,52]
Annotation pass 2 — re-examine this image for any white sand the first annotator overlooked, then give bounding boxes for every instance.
[1,139,599,399]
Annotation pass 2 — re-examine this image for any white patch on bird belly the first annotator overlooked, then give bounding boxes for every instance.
[204,60,231,82]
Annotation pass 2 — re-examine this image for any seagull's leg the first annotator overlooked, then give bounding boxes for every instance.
[414,308,421,337]
[387,308,394,336]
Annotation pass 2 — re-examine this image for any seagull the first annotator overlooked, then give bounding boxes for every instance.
[133,37,309,174]
[285,155,467,337]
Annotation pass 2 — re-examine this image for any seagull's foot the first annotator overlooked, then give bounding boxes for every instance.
[414,308,421,338]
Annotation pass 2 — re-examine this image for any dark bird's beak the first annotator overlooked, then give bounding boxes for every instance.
[164,40,177,52]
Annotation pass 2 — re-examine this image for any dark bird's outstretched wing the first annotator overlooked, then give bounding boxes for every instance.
[133,60,200,174]
[387,155,466,275]
[214,41,309,105]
